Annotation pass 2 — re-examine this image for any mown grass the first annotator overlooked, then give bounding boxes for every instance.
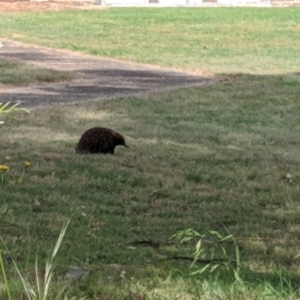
[0,59,74,86]
[1,71,300,299]
[0,8,299,74]
[1,6,300,300]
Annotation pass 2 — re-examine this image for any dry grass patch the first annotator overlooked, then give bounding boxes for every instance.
[0,59,74,86]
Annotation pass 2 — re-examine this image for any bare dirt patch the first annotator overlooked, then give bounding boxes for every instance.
[0,1,105,13]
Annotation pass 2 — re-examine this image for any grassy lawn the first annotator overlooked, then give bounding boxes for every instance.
[0,58,74,86]
[1,7,300,300]
[2,73,300,299]
[0,8,299,74]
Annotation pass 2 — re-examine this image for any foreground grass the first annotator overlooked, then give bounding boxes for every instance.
[0,8,299,74]
[1,72,300,298]
[1,6,300,299]
[0,59,74,86]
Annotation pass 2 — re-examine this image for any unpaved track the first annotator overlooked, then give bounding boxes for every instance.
[0,39,212,108]
[0,1,105,12]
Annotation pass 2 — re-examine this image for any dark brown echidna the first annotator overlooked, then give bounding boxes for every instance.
[76,127,129,154]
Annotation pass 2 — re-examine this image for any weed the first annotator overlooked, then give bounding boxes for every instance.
[171,228,240,277]
[1,220,70,300]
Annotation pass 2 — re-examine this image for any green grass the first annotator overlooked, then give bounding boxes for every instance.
[1,72,300,298]
[0,59,74,85]
[0,8,299,74]
[1,6,300,299]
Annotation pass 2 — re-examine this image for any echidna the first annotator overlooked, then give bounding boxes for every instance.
[76,127,129,154]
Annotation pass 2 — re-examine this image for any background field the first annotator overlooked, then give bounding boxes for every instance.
[1,7,300,300]
[0,8,299,74]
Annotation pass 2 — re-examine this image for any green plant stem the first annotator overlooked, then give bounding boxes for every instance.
[17,169,26,185]
[0,248,12,300]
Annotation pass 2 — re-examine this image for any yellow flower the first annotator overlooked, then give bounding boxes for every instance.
[25,161,31,168]
[0,165,9,172]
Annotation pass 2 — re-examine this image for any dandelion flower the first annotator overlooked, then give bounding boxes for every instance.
[0,165,9,172]
[25,161,31,168]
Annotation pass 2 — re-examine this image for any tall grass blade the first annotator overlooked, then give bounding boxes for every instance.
[6,219,70,300]
[0,248,12,300]
[44,219,70,299]
[0,102,30,115]
[35,255,41,298]
[13,261,37,300]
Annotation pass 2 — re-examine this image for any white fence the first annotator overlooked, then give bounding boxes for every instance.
[96,0,271,6]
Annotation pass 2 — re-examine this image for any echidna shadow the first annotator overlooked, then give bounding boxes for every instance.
[76,127,129,155]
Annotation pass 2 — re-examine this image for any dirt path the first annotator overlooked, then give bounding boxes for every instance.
[0,39,212,108]
[0,1,105,13]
